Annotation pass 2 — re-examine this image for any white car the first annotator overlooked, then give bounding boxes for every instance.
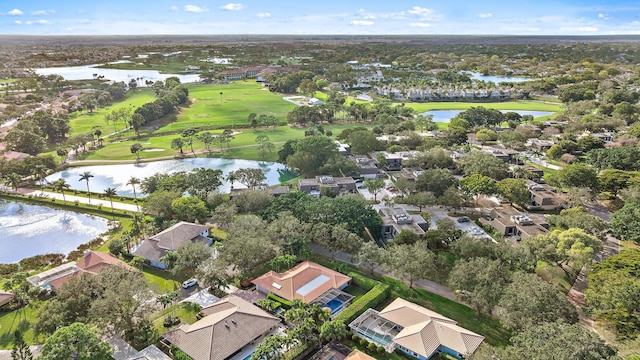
[182,279,198,289]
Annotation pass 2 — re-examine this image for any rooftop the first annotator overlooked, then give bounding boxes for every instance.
[252,261,351,303]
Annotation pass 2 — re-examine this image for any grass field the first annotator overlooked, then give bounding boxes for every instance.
[83,123,370,162]
[157,82,296,133]
[0,305,41,349]
[68,89,155,136]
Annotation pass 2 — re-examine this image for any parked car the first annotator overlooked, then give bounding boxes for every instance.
[182,279,198,289]
[456,216,471,223]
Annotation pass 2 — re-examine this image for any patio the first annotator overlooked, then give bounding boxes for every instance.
[349,308,400,351]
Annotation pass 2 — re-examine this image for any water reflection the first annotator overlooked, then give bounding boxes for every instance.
[46,158,296,197]
[0,200,109,263]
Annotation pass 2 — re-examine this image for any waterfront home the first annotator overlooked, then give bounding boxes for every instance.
[132,221,210,269]
[297,176,357,197]
[27,251,135,293]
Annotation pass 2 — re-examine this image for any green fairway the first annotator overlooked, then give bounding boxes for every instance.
[156,82,296,133]
[84,124,371,161]
[68,89,156,136]
[404,101,563,112]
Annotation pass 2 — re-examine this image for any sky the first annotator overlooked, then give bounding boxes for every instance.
[2,1,640,36]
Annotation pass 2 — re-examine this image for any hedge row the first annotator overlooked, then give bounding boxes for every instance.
[348,271,380,291]
[267,293,292,309]
[334,282,391,324]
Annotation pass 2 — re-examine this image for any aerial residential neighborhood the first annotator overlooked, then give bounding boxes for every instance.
[0,2,639,360]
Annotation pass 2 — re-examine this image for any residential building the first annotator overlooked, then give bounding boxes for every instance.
[0,291,14,307]
[394,168,424,183]
[378,207,429,242]
[350,298,484,359]
[482,147,523,164]
[335,141,351,156]
[27,251,135,292]
[526,181,566,211]
[352,156,379,178]
[311,343,376,360]
[525,138,555,152]
[480,206,549,240]
[132,222,210,269]
[297,176,357,197]
[371,151,404,171]
[252,261,353,317]
[163,295,280,360]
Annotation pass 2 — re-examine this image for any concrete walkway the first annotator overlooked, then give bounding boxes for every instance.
[14,187,140,212]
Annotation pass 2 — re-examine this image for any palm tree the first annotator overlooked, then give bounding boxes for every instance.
[79,171,94,203]
[4,173,21,192]
[53,178,70,204]
[104,187,117,211]
[126,177,141,211]
[225,171,237,192]
[32,164,48,189]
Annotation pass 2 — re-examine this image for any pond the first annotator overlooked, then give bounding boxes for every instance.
[0,199,109,263]
[466,71,532,83]
[45,158,296,197]
[422,109,554,123]
[34,61,201,85]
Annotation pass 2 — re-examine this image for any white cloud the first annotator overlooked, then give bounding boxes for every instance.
[598,13,611,20]
[410,22,431,28]
[350,20,374,26]
[35,19,52,25]
[220,3,246,11]
[25,21,32,25]
[32,9,55,16]
[256,12,270,18]
[478,13,493,19]
[183,5,208,13]
[8,8,23,16]
[407,6,436,20]
[170,6,179,11]
[14,20,21,24]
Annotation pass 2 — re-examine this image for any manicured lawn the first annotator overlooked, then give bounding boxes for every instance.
[344,285,367,298]
[82,123,370,162]
[142,266,186,294]
[150,302,200,334]
[68,89,156,136]
[404,101,563,112]
[158,82,296,133]
[0,305,41,349]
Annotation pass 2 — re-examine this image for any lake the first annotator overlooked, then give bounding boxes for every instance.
[35,61,201,85]
[467,71,532,83]
[423,109,554,123]
[45,158,295,197]
[0,199,109,263]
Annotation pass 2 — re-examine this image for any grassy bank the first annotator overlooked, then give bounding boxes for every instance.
[68,89,155,136]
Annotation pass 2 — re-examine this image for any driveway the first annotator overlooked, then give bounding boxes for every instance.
[181,287,220,308]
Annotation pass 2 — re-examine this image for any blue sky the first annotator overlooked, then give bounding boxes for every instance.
[2,1,640,35]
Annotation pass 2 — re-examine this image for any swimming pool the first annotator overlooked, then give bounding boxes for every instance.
[325,299,344,313]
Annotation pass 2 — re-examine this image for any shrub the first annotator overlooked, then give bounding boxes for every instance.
[377,346,385,354]
[360,338,368,346]
[267,293,292,309]
[367,342,377,351]
[352,333,360,341]
[348,271,379,291]
[334,281,391,324]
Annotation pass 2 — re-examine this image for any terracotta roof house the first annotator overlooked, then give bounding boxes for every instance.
[27,251,134,293]
[252,261,354,317]
[132,221,210,269]
[162,295,280,360]
[0,291,14,307]
[350,298,484,359]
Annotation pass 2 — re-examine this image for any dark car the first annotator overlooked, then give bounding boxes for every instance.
[456,216,471,223]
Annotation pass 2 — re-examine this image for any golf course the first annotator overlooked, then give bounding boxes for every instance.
[64,81,564,163]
